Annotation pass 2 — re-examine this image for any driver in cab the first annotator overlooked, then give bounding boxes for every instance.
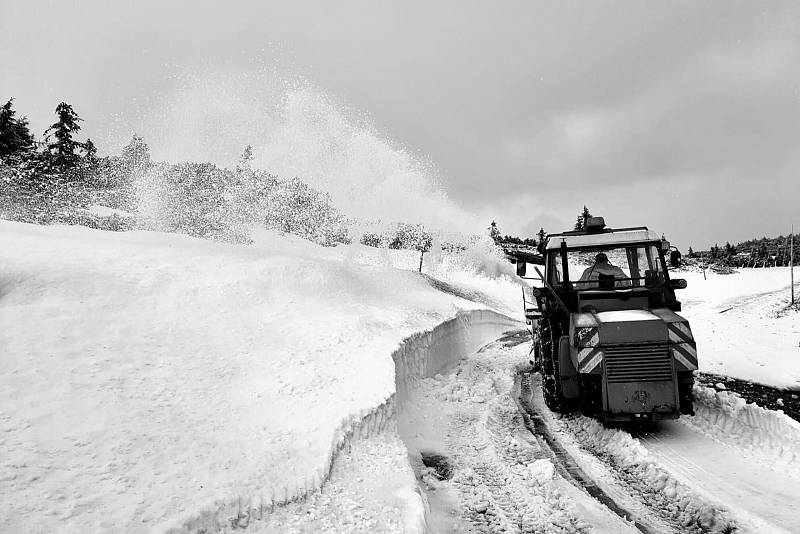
[578,252,632,289]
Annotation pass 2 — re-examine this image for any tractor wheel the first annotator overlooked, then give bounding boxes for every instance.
[539,318,576,413]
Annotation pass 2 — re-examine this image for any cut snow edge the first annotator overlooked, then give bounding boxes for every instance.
[158,309,521,534]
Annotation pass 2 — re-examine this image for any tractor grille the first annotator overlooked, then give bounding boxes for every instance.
[604,343,673,383]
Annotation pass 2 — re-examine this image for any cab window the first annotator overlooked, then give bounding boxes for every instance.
[552,245,666,289]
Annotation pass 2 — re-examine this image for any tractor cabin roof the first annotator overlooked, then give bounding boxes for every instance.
[544,227,662,251]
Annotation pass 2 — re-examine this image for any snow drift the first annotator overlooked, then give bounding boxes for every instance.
[687,385,800,475]
[0,220,520,533]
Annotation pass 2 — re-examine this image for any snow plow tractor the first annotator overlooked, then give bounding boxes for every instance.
[516,217,696,422]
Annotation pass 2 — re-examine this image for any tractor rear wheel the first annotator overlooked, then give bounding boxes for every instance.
[539,318,576,413]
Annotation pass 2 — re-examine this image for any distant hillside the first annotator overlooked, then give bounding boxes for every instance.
[693,233,796,267]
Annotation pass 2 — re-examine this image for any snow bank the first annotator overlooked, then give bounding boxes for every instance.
[0,220,519,533]
[686,385,800,474]
[247,424,425,534]
[392,310,520,409]
[678,268,800,388]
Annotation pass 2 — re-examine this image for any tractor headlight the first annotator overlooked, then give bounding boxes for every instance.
[574,327,599,347]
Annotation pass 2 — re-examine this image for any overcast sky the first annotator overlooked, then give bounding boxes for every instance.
[3,1,799,249]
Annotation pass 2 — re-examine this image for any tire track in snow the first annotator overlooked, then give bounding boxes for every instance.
[445,363,587,533]
[399,337,638,534]
[520,373,739,534]
[513,373,658,534]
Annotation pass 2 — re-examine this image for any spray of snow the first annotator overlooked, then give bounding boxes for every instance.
[118,68,480,243]
[259,86,477,235]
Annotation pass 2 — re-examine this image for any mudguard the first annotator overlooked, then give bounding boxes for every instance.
[558,335,579,399]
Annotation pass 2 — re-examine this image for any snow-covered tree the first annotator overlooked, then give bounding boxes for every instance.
[82,138,97,161]
[0,98,34,159]
[574,205,592,230]
[489,221,501,244]
[360,232,383,247]
[581,205,592,226]
[44,102,84,168]
[264,177,349,246]
[537,227,546,245]
[238,144,254,170]
[121,134,151,171]
[387,222,432,252]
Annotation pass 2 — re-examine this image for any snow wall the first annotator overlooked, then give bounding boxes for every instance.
[392,309,521,410]
[164,309,520,533]
[392,309,521,533]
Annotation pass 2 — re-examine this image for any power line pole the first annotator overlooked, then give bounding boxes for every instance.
[791,224,795,305]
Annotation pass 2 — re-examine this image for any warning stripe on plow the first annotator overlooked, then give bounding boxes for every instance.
[672,343,698,371]
[577,346,603,373]
[583,351,603,373]
[667,322,694,344]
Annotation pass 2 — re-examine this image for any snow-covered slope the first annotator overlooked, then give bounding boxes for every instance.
[678,268,800,388]
[0,221,520,533]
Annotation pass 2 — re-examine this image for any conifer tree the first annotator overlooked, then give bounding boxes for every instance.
[581,205,592,227]
[44,102,83,168]
[0,98,34,159]
[239,144,254,168]
[489,221,501,244]
[724,242,736,256]
[82,138,97,161]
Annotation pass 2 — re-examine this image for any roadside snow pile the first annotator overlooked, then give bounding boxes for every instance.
[0,220,519,534]
[679,268,800,388]
[686,385,800,475]
[245,422,424,534]
[565,416,737,533]
[568,418,649,467]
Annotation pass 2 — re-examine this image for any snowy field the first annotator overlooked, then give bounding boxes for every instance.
[0,221,520,533]
[678,268,800,388]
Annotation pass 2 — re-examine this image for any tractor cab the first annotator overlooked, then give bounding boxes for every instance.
[519,217,686,316]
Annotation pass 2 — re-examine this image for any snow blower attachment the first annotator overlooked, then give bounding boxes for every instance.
[517,218,695,421]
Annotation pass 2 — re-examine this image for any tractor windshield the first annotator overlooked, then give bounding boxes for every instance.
[549,244,666,290]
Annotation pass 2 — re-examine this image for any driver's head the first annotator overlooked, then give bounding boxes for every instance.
[595,252,609,264]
